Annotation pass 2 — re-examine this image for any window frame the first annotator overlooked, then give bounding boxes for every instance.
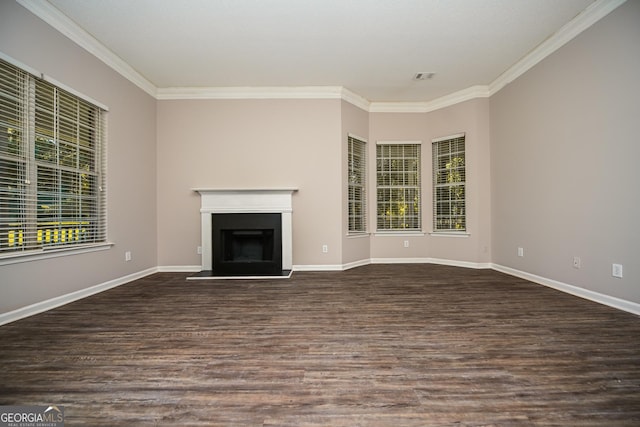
[347,134,367,234]
[0,55,109,264]
[375,141,422,232]
[432,133,467,234]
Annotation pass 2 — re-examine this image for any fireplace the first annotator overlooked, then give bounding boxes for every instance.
[212,213,282,276]
[191,188,297,279]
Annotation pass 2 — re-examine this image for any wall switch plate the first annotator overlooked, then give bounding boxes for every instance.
[125,251,132,262]
[517,247,524,257]
[322,245,328,253]
[612,264,623,278]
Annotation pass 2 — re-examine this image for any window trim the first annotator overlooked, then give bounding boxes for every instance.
[0,52,109,112]
[0,54,109,260]
[374,231,425,237]
[429,231,470,237]
[0,242,113,266]
[432,133,466,233]
[375,140,422,232]
[347,134,367,234]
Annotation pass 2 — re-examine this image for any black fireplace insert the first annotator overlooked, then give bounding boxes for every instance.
[211,213,282,276]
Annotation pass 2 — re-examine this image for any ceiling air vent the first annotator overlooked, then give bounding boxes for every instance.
[414,72,435,80]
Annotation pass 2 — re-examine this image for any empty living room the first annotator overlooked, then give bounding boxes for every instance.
[1,0,638,425]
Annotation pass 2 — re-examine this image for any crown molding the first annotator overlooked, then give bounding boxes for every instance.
[156,86,344,100]
[489,0,627,96]
[20,0,625,110]
[156,84,489,113]
[16,0,157,98]
[369,85,490,113]
[157,85,372,110]
[339,87,371,111]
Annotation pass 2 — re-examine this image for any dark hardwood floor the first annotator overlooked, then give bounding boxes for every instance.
[1,264,639,426]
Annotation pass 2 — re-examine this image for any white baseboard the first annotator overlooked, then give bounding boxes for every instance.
[371,257,492,269]
[293,259,639,316]
[3,261,637,326]
[492,264,640,316]
[292,264,345,271]
[0,267,158,326]
[342,258,372,270]
[157,265,201,272]
[292,258,490,271]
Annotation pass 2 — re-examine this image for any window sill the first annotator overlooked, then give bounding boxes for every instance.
[347,232,370,239]
[0,242,114,266]
[374,231,426,237]
[429,232,470,238]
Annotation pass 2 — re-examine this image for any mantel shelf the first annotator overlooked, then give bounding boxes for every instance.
[193,188,298,193]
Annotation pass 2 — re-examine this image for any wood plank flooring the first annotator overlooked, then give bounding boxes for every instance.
[1,264,639,426]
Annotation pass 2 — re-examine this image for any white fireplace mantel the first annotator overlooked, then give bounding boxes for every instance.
[194,188,297,271]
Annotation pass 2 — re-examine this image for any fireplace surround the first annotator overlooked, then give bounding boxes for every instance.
[192,188,296,278]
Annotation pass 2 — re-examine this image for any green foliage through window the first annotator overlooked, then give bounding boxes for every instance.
[376,143,421,231]
[433,135,466,231]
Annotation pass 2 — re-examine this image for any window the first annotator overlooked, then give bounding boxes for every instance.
[0,58,107,258]
[376,142,421,231]
[348,135,366,233]
[432,133,466,232]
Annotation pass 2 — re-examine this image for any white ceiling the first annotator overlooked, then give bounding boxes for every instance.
[42,0,601,103]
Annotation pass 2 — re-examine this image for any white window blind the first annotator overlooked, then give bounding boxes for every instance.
[348,135,366,233]
[0,58,107,257]
[376,143,421,231]
[432,134,466,232]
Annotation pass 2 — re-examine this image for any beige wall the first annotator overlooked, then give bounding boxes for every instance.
[156,98,343,268]
[341,100,371,266]
[156,95,492,269]
[490,0,640,303]
[156,97,491,270]
[0,1,157,314]
[369,98,492,264]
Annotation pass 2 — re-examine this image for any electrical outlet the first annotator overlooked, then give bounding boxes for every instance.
[517,247,524,257]
[403,240,409,248]
[573,256,581,269]
[612,264,623,278]
[322,244,328,253]
[125,251,132,262]
[197,246,202,255]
